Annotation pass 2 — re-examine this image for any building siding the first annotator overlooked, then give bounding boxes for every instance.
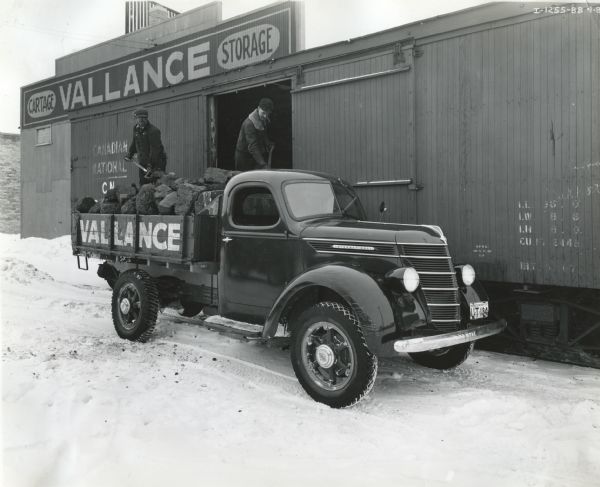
[21,122,71,238]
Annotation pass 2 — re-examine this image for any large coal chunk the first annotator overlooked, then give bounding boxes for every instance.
[154,184,173,203]
[104,188,120,203]
[88,202,101,213]
[100,201,121,214]
[136,184,159,215]
[174,183,206,215]
[158,172,178,190]
[158,192,178,215]
[120,198,137,214]
[203,167,231,184]
[74,197,96,213]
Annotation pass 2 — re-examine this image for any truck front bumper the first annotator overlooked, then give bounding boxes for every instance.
[393,319,507,353]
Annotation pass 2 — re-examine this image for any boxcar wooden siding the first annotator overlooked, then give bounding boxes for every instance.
[292,49,417,224]
[415,12,599,288]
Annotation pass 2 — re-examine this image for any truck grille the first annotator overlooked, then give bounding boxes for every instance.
[307,239,398,257]
[399,243,460,331]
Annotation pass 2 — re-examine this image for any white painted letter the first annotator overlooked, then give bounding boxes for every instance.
[88,77,103,105]
[59,83,72,110]
[143,57,163,91]
[123,65,141,96]
[166,51,184,85]
[70,80,87,109]
[100,220,109,245]
[124,221,134,247]
[105,72,121,101]
[188,42,210,80]
[138,221,152,249]
[80,219,90,243]
[167,223,181,251]
[152,222,168,250]
[114,220,124,246]
[88,220,99,244]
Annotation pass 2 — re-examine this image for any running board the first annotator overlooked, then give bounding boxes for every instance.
[162,310,263,339]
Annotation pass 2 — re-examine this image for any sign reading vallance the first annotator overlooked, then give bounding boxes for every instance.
[21,7,294,127]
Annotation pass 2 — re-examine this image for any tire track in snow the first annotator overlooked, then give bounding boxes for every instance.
[154,316,309,405]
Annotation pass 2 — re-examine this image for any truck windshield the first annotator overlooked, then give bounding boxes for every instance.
[283,181,366,220]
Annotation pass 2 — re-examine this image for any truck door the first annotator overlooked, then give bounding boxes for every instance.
[219,183,293,323]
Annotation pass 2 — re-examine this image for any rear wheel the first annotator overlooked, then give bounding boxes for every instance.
[111,270,159,342]
[291,301,378,408]
[409,342,474,370]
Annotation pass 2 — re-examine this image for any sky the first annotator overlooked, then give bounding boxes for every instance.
[1,0,550,133]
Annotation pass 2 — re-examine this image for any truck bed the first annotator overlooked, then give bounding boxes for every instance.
[71,212,218,264]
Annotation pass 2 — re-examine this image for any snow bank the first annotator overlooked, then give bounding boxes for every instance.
[2,234,599,487]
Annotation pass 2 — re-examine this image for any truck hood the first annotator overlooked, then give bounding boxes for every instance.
[299,219,446,245]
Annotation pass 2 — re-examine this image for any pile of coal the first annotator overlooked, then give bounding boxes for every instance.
[121,199,137,214]
[73,167,238,216]
[100,188,121,214]
[158,192,178,215]
[73,196,96,213]
[88,202,101,213]
[154,184,172,203]
[204,167,237,185]
[175,183,207,215]
[120,184,138,214]
[136,184,158,215]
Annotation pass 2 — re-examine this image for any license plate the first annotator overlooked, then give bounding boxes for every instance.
[470,301,489,320]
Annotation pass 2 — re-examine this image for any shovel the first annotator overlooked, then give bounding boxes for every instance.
[124,157,147,173]
[267,145,274,169]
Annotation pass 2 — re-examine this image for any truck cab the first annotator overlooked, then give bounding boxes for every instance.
[73,170,505,407]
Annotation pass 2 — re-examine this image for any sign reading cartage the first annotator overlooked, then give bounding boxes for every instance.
[21,3,302,127]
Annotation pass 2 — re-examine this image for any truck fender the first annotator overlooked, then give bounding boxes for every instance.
[263,264,396,353]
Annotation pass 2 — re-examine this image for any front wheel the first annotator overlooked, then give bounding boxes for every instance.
[409,342,474,370]
[291,301,378,408]
[111,270,159,342]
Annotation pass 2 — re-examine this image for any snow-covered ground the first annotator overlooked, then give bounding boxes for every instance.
[1,233,599,487]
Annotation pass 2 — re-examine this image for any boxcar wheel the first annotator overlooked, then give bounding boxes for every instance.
[291,301,378,408]
[111,270,159,342]
[409,342,474,370]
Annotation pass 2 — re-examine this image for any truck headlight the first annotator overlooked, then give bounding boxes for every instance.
[384,267,420,293]
[403,267,420,293]
[458,264,476,286]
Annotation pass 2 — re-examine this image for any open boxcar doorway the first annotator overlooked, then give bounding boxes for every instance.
[214,80,293,171]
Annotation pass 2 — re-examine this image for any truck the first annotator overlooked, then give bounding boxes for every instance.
[72,170,506,407]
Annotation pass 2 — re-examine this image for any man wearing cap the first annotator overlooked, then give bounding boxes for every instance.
[235,98,275,171]
[125,108,167,184]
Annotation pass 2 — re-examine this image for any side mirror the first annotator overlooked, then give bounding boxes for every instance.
[379,201,387,222]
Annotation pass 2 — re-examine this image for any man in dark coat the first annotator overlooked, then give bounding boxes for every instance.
[235,98,275,171]
[125,108,167,185]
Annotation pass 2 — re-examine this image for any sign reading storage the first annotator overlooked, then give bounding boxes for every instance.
[21,6,295,127]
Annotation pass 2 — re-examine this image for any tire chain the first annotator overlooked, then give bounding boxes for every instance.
[316,301,378,407]
[133,270,160,343]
